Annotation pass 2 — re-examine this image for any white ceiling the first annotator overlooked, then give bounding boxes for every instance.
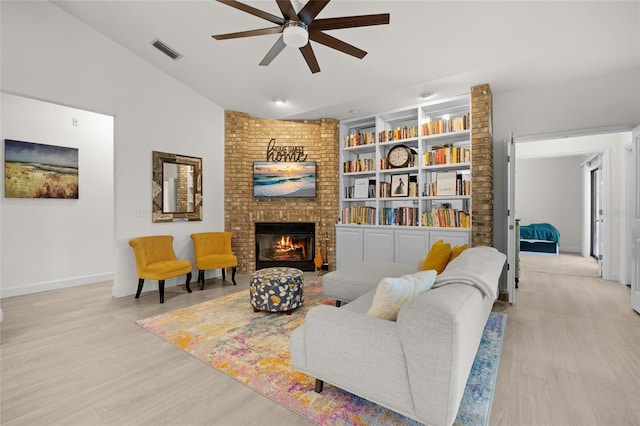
[52,0,639,121]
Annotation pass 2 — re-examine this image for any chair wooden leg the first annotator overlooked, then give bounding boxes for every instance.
[231,266,237,285]
[335,300,342,307]
[221,268,226,281]
[199,270,205,290]
[185,272,192,293]
[315,379,324,393]
[158,280,165,304]
[135,279,144,299]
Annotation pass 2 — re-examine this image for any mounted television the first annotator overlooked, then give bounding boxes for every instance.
[253,161,317,198]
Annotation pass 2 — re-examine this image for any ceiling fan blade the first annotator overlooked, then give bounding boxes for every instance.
[300,44,321,73]
[213,26,283,40]
[276,0,298,21]
[309,31,367,59]
[259,36,287,66]
[298,0,330,25]
[216,0,285,25]
[311,13,390,31]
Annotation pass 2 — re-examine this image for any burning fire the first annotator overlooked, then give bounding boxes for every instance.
[273,235,307,258]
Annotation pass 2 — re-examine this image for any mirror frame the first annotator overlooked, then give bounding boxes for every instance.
[152,151,202,222]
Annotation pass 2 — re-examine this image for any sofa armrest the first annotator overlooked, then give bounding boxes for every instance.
[293,304,416,418]
[397,283,493,426]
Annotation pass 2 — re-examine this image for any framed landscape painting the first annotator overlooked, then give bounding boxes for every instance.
[4,139,79,199]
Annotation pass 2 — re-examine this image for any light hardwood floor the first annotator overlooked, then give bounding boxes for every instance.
[1,255,639,425]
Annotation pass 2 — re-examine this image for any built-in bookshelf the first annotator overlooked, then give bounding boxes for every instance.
[337,95,472,267]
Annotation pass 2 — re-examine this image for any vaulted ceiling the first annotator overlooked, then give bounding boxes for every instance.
[53,1,639,120]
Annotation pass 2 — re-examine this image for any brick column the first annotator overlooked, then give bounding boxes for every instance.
[470,84,493,247]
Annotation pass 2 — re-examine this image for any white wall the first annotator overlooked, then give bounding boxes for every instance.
[515,156,584,252]
[1,1,225,299]
[1,94,114,297]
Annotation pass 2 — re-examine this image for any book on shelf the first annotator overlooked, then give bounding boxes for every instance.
[421,113,470,136]
[421,209,470,228]
[344,131,376,147]
[379,207,418,226]
[342,206,376,225]
[343,158,375,173]
[423,146,470,166]
[378,125,419,142]
[424,175,470,196]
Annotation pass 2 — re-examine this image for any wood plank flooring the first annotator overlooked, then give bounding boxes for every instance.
[2,255,639,425]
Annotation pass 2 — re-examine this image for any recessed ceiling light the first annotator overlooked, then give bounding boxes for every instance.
[420,92,434,100]
[350,109,360,114]
[273,97,286,106]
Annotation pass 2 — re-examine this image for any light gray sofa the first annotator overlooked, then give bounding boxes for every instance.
[290,246,506,426]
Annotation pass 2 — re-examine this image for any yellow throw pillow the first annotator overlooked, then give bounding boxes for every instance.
[422,240,451,274]
[448,244,469,264]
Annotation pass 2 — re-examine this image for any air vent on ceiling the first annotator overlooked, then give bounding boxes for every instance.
[152,38,183,60]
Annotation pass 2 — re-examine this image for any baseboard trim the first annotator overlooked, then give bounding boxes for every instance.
[0,273,114,299]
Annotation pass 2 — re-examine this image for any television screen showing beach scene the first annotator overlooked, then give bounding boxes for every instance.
[253,161,316,198]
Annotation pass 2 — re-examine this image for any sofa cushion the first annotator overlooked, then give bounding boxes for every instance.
[422,240,451,273]
[367,270,437,320]
[448,243,468,263]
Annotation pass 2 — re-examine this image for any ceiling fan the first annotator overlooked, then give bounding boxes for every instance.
[212,0,390,73]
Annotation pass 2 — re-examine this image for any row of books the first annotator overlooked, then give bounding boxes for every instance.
[343,158,375,173]
[379,207,419,226]
[344,131,376,147]
[424,177,471,197]
[424,146,470,166]
[379,154,417,170]
[421,114,470,136]
[421,209,470,228]
[342,206,376,225]
[378,126,419,142]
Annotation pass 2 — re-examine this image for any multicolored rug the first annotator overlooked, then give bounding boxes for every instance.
[136,281,507,426]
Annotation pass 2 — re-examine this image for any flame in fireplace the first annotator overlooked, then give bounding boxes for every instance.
[273,235,307,258]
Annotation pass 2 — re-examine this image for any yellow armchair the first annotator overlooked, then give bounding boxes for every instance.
[129,235,193,303]
[191,232,238,289]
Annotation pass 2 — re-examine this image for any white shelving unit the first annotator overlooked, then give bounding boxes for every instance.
[336,95,472,268]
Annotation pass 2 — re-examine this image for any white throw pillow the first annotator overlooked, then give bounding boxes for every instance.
[367,270,437,321]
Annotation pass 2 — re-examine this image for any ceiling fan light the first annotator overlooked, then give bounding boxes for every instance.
[283,23,308,48]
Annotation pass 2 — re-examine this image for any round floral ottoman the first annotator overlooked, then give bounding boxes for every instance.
[250,267,304,315]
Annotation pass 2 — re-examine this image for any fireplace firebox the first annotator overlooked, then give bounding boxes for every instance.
[255,222,315,271]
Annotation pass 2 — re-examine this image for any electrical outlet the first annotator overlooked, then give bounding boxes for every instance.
[72,117,79,127]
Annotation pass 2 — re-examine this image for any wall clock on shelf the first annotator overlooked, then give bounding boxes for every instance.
[387,145,412,168]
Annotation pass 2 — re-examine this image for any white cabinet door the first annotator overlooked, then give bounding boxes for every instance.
[428,230,470,249]
[364,228,394,262]
[335,227,363,268]
[394,229,429,266]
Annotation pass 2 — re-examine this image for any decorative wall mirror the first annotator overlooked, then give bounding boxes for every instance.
[152,151,202,222]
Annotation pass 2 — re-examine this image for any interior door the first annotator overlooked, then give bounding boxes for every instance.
[631,126,640,314]
[506,134,516,303]
[590,166,603,276]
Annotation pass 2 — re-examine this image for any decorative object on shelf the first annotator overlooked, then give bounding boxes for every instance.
[391,173,409,197]
[436,171,457,196]
[386,144,412,168]
[353,177,370,199]
[211,0,390,74]
[5,139,79,199]
[152,151,202,223]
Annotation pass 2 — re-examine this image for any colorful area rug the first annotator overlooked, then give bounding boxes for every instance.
[136,281,507,426]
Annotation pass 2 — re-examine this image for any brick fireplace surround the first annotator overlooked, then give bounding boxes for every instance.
[224,112,340,273]
[224,84,493,274]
